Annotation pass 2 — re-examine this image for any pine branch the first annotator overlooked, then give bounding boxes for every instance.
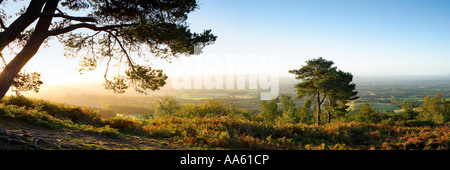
[46,23,135,36]
[38,13,97,23]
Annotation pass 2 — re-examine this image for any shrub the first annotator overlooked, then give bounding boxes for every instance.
[0,97,121,138]
[66,106,102,126]
[355,104,382,124]
[72,124,120,138]
[1,95,36,109]
[154,96,180,116]
[174,99,252,120]
[402,120,439,127]
[1,96,103,126]
[105,116,141,129]
[260,98,281,123]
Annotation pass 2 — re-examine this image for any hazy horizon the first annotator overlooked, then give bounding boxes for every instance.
[20,74,450,99]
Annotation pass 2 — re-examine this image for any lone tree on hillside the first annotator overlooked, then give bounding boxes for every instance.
[0,0,216,100]
[289,57,358,125]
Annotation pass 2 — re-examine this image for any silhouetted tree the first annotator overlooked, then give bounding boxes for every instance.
[11,71,43,96]
[1,60,43,96]
[0,0,216,99]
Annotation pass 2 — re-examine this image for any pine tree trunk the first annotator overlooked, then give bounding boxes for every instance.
[316,91,321,125]
[327,111,331,123]
[0,0,45,52]
[0,33,45,100]
[0,0,58,100]
[0,66,18,99]
[328,100,332,123]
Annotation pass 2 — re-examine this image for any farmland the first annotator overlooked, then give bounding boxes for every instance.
[26,75,450,116]
[348,102,401,113]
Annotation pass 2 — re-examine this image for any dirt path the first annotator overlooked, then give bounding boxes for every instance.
[0,118,186,150]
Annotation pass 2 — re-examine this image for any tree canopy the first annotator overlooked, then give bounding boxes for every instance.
[0,0,216,98]
[289,57,358,125]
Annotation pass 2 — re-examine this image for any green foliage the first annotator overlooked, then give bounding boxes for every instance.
[0,97,119,137]
[279,95,296,112]
[154,95,181,116]
[260,97,281,123]
[297,98,314,124]
[278,108,297,124]
[355,103,382,124]
[56,0,217,94]
[257,95,316,124]
[277,95,301,124]
[181,99,227,118]
[333,103,351,121]
[418,93,449,124]
[1,95,35,108]
[401,120,439,127]
[125,65,168,94]
[141,116,449,150]
[350,102,401,112]
[402,102,419,120]
[100,104,153,118]
[1,96,449,150]
[10,71,43,96]
[103,76,129,94]
[176,98,253,120]
[289,57,358,124]
[104,116,144,135]
[1,95,101,125]
[289,57,336,99]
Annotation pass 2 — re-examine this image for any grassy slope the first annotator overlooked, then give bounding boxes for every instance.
[0,96,448,150]
[0,96,192,150]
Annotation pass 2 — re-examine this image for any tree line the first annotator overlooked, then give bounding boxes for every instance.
[260,92,449,125]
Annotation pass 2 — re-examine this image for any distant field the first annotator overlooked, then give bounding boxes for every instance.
[177,92,228,100]
[349,102,402,112]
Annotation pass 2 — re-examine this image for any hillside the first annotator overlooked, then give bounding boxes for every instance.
[0,96,449,150]
[0,118,184,150]
[0,96,188,150]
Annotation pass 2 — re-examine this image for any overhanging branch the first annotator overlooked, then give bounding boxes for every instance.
[104,30,137,72]
[38,13,97,23]
[0,18,7,30]
[46,23,135,36]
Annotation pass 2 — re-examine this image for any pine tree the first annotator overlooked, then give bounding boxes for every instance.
[289,57,358,125]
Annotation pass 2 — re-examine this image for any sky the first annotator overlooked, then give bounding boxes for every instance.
[4,0,450,87]
[181,0,450,76]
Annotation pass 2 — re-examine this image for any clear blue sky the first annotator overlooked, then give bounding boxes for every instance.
[13,0,450,85]
[184,0,450,76]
